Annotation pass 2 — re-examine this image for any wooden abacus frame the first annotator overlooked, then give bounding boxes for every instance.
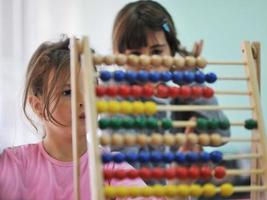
[70,36,267,200]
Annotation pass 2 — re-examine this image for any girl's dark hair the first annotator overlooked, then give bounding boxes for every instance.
[112,0,191,56]
[23,37,71,129]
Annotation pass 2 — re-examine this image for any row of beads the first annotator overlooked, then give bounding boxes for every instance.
[100,133,226,147]
[104,165,226,180]
[102,151,223,164]
[97,101,157,115]
[99,70,217,84]
[96,85,214,99]
[94,54,207,69]
[104,183,234,198]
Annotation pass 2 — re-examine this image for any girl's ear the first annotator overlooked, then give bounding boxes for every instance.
[28,95,44,118]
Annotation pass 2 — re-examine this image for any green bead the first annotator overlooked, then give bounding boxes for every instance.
[207,119,219,130]
[122,117,134,129]
[146,117,158,129]
[98,118,110,129]
[134,117,146,129]
[245,119,258,129]
[219,119,230,130]
[161,118,173,129]
[196,118,208,130]
[110,117,122,129]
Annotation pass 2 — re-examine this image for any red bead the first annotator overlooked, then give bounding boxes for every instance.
[191,86,203,98]
[200,166,212,179]
[214,166,226,179]
[188,165,200,179]
[131,85,143,98]
[139,168,151,179]
[143,84,154,98]
[127,169,139,179]
[180,86,191,98]
[106,85,118,97]
[169,86,180,97]
[151,167,164,179]
[118,85,130,97]
[114,169,127,179]
[164,168,176,179]
[96,86,106,97]
[156,85,169,98]
[104,169,113,179]
[176,167,188,180]
[203,87,214,98]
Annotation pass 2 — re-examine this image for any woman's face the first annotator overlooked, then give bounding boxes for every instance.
[123,30,171,71]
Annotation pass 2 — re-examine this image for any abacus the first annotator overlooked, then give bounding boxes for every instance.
[70,36,267,200]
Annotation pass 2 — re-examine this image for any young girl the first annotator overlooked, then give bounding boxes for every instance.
[0,38,165,200]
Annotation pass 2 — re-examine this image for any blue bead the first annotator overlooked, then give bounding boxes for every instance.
[125,71,137,83]
[162,152,174,163]
[185,152,199,163]
[199,152,210,162]
[172,71,183,84]
[113,153,126,163]
[114,70,125,82]
[160,71,172,82]
[210,151,223,163]
[205,72,217,83]
[138,151,150,163]
[125,152,138,162]
[150,151,162,163]
[102,153,112,163]
[182,71,195,83]
[149,71,160,82]
[174,152,186,164]
[195,71,205,84]
[100,71,111,81]
[136,70,148,82]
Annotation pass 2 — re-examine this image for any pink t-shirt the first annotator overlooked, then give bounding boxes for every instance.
[0,143,164,200]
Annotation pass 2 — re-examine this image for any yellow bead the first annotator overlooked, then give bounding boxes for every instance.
[120,101,132,114]
[111,133,124,146]
[93,54,103,65]
[144,101,157,115]
[202,183,216,197]
[132,101,144,114]
[163,134,175,146]
[152,185,165,197]
[100,134,111,146]
[220,183,234,197]
[175,133,186,145]
[128,187,140,197]
[136,134,149,146]
[115,54,127,65]
[116,186,128,198]
[173,56,185,69]
[104,186,116,198]
[162,55,174,67]
[177,184,190,197]
[151,55,162,66]
[108,101,121,113]
[124,134,136,146]
[185,56,196,68]
[196,56,207,68]
[190,184,203,197]
[127,54,139,66]
[187,133,199,145]
[96,101,108,113]
[210,133,222,146]
[165,185,177,197]
[139,54,151,66]
[103,55,115,65]
[151,133,163,145]
[140,186,153,197]
[198,133,210,146]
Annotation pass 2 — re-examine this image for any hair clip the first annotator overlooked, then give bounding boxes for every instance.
[162,21,170,33]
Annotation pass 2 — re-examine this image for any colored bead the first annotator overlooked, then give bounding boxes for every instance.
[98,118,110,129]
[205,72,217,83]
[124,134,136,146]
[156,85,169,98]
[161,119,173,129]
[95,86,106,97]
[100,134,111,146]
[162,55,174,67]
[93,54,103,65]
[110,118,122,129]
[202,183,216,197]
[118,85,130,97]
[137,70,149,82]
[210,133,223,146]
[150,134,163,145]
[127,54,139,66]
[144,101,157,115]
[148,71,161,82]
[162,152,174,163]
[183,71,195,83]
[173,57,185,69]
[185,56,196,68]
[176,167,188,180]
[194,71,206,83]
[178,184,190,197]
[96,101,108,113]
[115,54,127,65]
[199,151,210,162]
[163,134,175,146]
[128,186,140,197]
[140,186,153,197]
[150,151,162,163]
[114,169,127,179]
[244,119,258,129]
[160,71,172,82]
[151,55,162,66]
[188,165,200,179]
[100,70,112,81]
[220,183,234,197]
[172,71,183,84]
[200,166,212,179]
[168,86,180,97]
[139,167,151,179]
[190,184,203,197]
[174,152,186,164]
[219,119,230,129]
[114,70,125,82]
[143,84,154,98]
[214,166,226,179]
[196,57,207,68]
[138,151,150,163]
[203,87,214,98]
[165,185,177,197]
[153,185,165,197]
[121,117,134,129]
[139,54,151,66]
[136,134,149,146]
[113,153,125,163]
[116,186,128,197]
[175,134,186,145]
[186,152,199,163]
[106,85,118,97]
[165,168,176,179]
[111,134,124,146]
[196,118,208,130]
[134,117,146,129]
[180,86,191,98]
[125,152,138,162]
[103,55,115,65]
[198,134,211,146]
[187,133,199,145]
[125,71,137,83]
[210,151,223,163]
[104,186,116,198]
[132,101,144,114]
[191,86,203,98]
[207,119,219,129]
[127,169,139,179]
[102,153,112,163]
[108,101,120,113]
[131,85,143,98]
[120,101,132,114]
[146,117,158,129]
[151,167,164,179]
[104,169,113,179]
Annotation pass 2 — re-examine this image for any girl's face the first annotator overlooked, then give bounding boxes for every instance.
[124,30,171,71]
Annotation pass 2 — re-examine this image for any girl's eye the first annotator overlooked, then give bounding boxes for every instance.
[151,49,163,55]
[130,51,141,56]
[62,89,71,96]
